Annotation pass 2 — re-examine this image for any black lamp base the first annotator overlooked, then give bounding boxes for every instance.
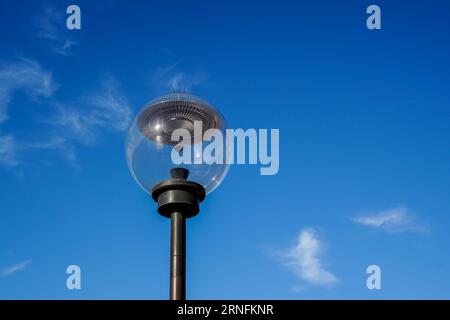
[151,168,206,300]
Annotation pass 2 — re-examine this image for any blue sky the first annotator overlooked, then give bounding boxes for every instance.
[1,0,450,299]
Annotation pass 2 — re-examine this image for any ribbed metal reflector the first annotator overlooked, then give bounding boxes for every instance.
[137,95,222,146]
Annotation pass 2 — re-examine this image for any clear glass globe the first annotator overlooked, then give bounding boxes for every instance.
[125,93,230,194]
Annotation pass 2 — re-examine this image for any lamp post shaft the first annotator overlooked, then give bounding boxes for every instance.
[170,211,186,300]
[152,168,205,300]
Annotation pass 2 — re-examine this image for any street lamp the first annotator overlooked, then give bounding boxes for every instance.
[125,93,229,300]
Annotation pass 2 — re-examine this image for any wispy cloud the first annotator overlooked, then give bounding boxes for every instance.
[0,135,19,167]
[54,40,79,56]
[352,207,428,233]
[0,260,32,277]
[0,134,78,168]
[279,228,338,288]
[0,59,56,167]
[0,58,56,123]
[152,64,209,92]
[0,58,130,167]
[84,76,133,132]
[36,7,61,40]
[35,7,78,56]
[48,76,132,147]
[26,136,76,163]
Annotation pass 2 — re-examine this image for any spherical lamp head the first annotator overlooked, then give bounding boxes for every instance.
[125,92,230,196]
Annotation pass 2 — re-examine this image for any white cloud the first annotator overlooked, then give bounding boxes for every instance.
[352,207,428,233]
[85,76,132,131]
[26,136,77,163]
[0,59,56,123]
[0,59,56,167]
[280,228,338,287]
[0,260,32,277]
[49,76,132,146]
[0,134,78,168]
[35,7,78,56]
[0,59,129,167]
[168,72,185,91]
[152,64,209,92]
[0,135,19,167]
[54,40,79,56]
[50,104,97,145]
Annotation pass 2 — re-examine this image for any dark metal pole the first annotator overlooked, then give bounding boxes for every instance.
[152,168,205,301]
[170,211,186,300]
